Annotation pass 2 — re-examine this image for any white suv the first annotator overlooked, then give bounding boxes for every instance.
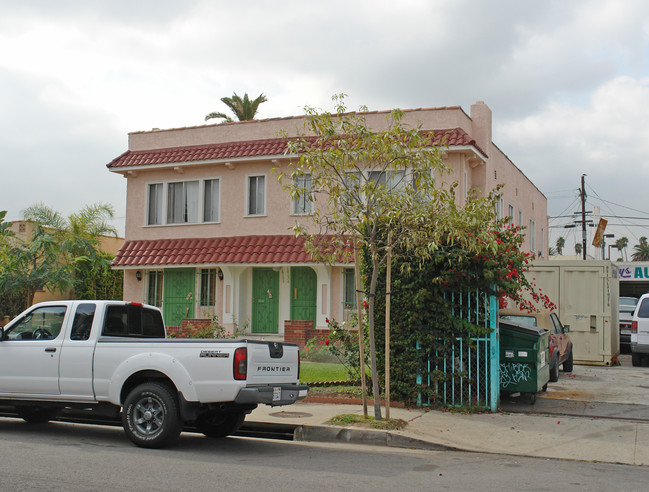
[631,293,649,366]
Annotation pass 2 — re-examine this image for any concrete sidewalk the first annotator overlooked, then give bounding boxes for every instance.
[248,358,649,466]
[249,400,649,466]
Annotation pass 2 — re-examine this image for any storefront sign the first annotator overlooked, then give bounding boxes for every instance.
[618,263,649,281]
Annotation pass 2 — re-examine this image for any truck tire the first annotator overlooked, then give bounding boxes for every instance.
[196,410,245,438]
[562,349,573,373]
[16,406,60,424]
[632,352,642,367]
[549,358,560,382]
[122,382,182,448]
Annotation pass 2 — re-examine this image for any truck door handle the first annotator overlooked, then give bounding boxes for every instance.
[45,347,57,353]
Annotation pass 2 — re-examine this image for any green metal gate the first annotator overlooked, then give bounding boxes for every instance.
[252,268,279,333]
[162,269,195,327]
[290,267,317,328]
[417,289,499,412]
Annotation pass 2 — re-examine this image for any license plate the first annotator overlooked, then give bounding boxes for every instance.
[272,387,282,401]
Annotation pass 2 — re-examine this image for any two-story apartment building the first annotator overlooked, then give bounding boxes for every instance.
[107,101,548,337]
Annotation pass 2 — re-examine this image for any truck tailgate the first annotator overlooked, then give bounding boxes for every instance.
[245,341,300,385]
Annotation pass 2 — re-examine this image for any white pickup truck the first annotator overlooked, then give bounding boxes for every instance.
[0,300,307,448]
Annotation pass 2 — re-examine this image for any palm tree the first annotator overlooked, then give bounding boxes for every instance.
[23,202,117,261]
[205,92,268,122]
[632,236,649,261]
[555,237,565,255]
[616,236,629,261]
[575,242,582,257]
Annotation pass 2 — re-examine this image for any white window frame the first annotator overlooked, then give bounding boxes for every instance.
[292,174,313,215]
[508,204,515,226]
[167,180,199,224]
[147,183,164,226]
[145,178,221,226]
[518,210,523,228]
[246,174,266,217]
[203,178,221,223]
[529,219,536,252]
[540,227,545,257]
[495,197,505,220]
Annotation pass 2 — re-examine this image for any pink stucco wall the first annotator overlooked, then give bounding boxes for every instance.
[120,102,548,257]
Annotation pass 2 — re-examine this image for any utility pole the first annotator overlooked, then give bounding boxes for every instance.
[580,174,587,260]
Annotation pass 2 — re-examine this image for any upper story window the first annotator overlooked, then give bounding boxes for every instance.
[529,219,536,252]
[203,179,220,222]
[508,204,515,226]
[292,174,312,215]
[247,175,266,216]
[368,170,406,191]
[148,183,163,225]
[168,181,199,224]
[146,179,220,226]
[518,210,523,227]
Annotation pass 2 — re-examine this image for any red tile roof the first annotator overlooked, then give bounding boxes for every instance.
[112,235,353,267]
[106,128,482,169]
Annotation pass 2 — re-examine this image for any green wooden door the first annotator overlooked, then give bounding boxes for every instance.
[252,268,279,333]
[290,267,317,328]
[163,269,195,327]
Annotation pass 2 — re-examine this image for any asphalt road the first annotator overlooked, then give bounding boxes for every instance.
[1,417,647,491]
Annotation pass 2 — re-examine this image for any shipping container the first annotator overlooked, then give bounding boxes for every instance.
[525,260,619,366]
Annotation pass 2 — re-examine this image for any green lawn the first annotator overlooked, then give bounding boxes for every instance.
[300,361,351,383]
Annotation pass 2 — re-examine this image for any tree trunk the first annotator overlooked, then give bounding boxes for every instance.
[368,252,382,420]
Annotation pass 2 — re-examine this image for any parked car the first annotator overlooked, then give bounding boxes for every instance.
[619,297,639,353]
[499,309,573,382]
[631,294,649,366]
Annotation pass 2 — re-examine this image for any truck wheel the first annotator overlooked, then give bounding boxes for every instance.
[549,359,560,382]
[196,411,245,438]
[562,350,573,373]
[632,352,642,367]
[122,382,182,448]
[16,406,59,424]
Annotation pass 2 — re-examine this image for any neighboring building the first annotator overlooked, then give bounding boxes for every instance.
[107,101,548,338]
[6,220,124,305]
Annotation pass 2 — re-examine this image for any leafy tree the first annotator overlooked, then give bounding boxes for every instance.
[205,92,267,122]
[0,224,73,306]
[555,237,565,255]
[279,95,529,417]
[632,236,649,261]
[616,236,629,261]
[0,211,14,238]
[0,203,120,307]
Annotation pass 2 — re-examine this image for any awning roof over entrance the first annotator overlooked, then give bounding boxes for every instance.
[112,235,353,268]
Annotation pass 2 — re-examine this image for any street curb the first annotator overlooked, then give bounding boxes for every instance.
[293,424,458,451]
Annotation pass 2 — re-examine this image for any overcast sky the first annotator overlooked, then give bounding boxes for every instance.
[1,0,648,257]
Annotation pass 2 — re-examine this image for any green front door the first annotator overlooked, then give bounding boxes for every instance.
[252,268,279,333]
[290,267,317,328]
[163,268,195,327]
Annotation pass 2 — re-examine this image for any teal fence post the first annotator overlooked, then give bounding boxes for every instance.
[489,295,500,412]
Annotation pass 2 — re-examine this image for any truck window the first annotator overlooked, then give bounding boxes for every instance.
[6,305,67,340]
[70,304,96,340]
[103,305,165,338]
[637,299,649,318]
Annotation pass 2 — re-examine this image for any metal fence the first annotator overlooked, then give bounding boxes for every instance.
[417,289,499,411]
